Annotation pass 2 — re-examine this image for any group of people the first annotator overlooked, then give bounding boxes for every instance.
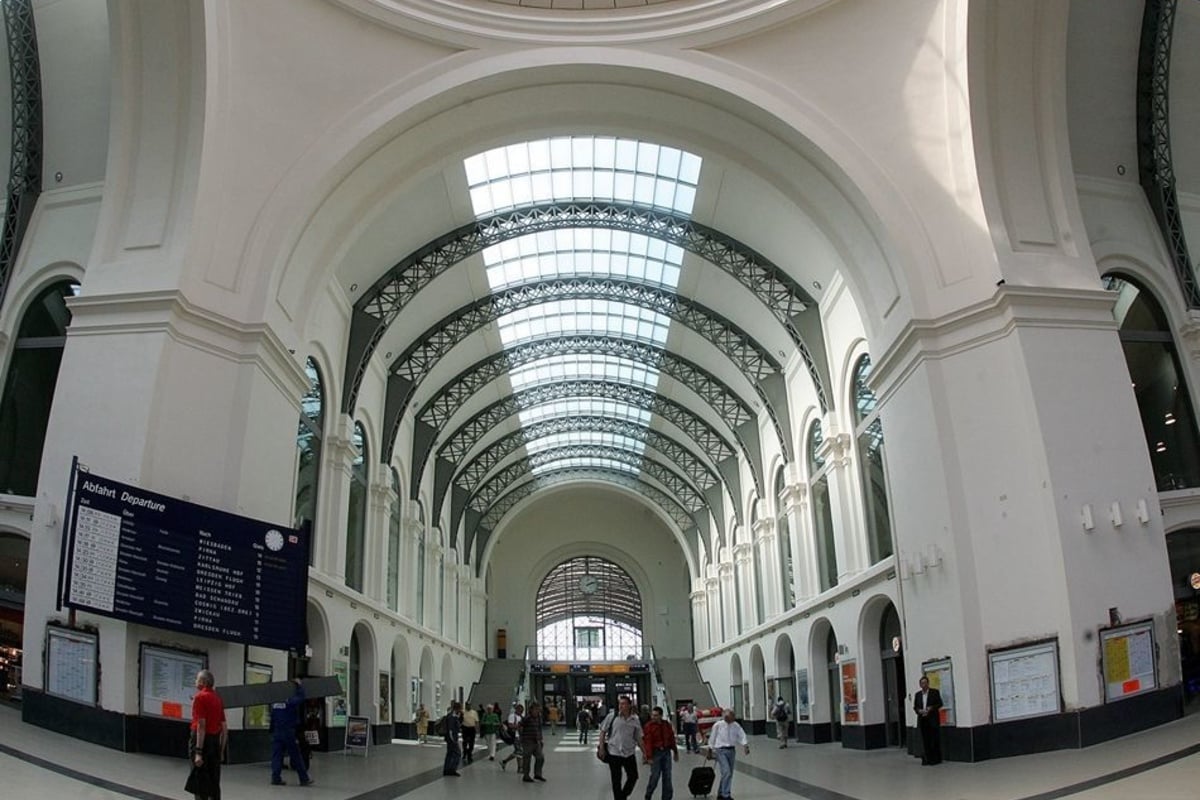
[186,669,313,800]
[184,670,945,800]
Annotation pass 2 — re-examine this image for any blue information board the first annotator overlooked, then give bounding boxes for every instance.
[61,465,309,652]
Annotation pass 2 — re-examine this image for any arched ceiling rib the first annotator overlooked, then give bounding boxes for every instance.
[342,201,830,425]
[337,135,839,565]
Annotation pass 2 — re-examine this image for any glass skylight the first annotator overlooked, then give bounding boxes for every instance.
[464,136,702,479]
[464,136,701,217]
[484,230,683,291]
[509,354,659,393]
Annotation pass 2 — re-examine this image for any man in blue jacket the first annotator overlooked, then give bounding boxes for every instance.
[271,680,314,786]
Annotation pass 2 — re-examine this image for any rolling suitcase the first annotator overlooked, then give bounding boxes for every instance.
[688,765,716,797]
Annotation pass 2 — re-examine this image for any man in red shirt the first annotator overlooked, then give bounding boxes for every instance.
[641,706,678,800]
[190,669,227,800]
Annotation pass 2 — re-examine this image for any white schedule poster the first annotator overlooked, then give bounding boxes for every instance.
[46,627,98,705]
[989,641,1060,722]
[140,644,205,720]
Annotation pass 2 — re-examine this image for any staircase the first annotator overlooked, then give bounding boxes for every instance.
[657,658,718,709]
[467,658,525,708]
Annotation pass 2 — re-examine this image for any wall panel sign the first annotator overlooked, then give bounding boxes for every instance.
[921,658,955,726]
[840,659,859,723]
[59,463,309,652]
[1100,621,1157,701]
[140,644,205,720]
[795,668,810,721]
[988,640,1061,722]
[45,626,98,705]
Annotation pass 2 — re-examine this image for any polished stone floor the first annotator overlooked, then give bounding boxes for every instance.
[1,703,1198,799]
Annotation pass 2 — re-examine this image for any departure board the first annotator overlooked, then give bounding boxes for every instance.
[61,466,308,652]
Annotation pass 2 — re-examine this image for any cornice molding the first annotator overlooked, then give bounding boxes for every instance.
[327,0,829,48]
[65,289,309,403]
[870,286,1119,405]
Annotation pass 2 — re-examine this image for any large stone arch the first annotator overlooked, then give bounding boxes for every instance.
[350,620,377,719]
[807,617,837,728]
[305,597,331,677]
[856,593,899,730]
[748,643,767,727]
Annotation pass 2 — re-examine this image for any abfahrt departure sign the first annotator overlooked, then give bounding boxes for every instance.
[59,463,308,652]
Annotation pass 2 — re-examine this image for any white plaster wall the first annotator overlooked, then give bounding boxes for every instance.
[36,0,110,190]
[485,486,692,660]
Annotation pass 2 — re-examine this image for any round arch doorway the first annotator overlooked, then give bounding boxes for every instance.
[532,556,648,723]
[879,604,906,746]
[1167,528,1200,709]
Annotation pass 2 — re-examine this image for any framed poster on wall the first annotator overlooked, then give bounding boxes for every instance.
[331,659,349,726]
[45,627,98,705]
[795,668,810,721]
[140,644,205,720]
[1100,621,1156,701]
[921,658,955,726]
[989,640,1060,722]
[841,660,859,723]
[244,662,273,729]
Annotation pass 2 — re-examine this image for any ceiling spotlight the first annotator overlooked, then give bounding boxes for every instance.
[812,281,822,291]
[1155,442,1167,453]
[350,283,358,292]
[1165,412,1177,425]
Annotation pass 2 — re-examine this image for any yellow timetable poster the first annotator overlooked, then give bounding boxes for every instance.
[1100,623,1155,701]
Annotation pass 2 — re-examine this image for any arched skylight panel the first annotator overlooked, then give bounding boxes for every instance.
[495,299,672,348]
[525,431,645,455]
[464,136,702,218]
[518,399,652,428]
[534,456,639,476]
[508,354,660,393]
[483,230,683,290]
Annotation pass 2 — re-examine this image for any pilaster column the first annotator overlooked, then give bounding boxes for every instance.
[425,536,443,632]
[318,415,357,581]
[780,481,814,601]
[690,582,708,653]
[705,569,722,648]
[456,563,471,645]
[733,540,755,629]
[470,576,487,653]
[816,419,864,579]
[441,547,458,637]
[717,557,735,642]
[364,473,391,602]
[752,510,780,619]
[400,508,421,620]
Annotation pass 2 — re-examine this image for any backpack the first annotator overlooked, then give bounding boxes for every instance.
[774,704,788,722]
[499,721,515,744]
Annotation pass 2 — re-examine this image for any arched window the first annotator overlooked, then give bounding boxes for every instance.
[775,467,795,610]
[1105,275,1200,490]
[535,556,643,661]
[387,467,401,611]
[0,280,78,496]
[808,421,838,591]
[294,358,324,566]
[852,355,894,563]
[345,422,368,591]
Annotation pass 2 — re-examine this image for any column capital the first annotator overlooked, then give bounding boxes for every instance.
[1181,316,1200,360]
[752,515,774,542]
[780,481,808,512]
[717,559,735,576]
[732,542,755,561]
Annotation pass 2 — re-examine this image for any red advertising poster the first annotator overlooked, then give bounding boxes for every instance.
[841,660,859,723]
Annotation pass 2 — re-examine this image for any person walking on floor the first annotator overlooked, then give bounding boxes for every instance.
[679,705,698,753]
[415,703,430,744]
[708,708,749,800]
[598,695,643,800]
[641,706,678,800]
[443,701,463,777]
[500,703,524,771]
[577,704,592,744]
[914,676,943,766]
[771,696,790,749]
[481,702,501,760]
[188,669,227,800]
[520,701,546,783]
[462,702,479,764]
[547,700,560,735]
[269,679,314,786]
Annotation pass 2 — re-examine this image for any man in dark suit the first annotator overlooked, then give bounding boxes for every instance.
[913,676,943,765]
